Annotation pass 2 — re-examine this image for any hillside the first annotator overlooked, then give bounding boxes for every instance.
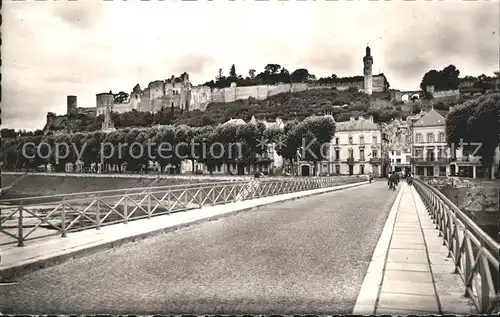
[174,88,427,127]
[36,88,433,134]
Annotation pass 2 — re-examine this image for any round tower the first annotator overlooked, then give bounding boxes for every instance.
[67,95,77,116]
[363,46,373,95]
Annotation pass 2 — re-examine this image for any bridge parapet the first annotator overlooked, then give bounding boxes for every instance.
[413,179,499,314]
[0,176,366,247]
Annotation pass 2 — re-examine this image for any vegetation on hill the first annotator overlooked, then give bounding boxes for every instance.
[420,64,460,93]
[445,93,500,179]
[203,63,390,89]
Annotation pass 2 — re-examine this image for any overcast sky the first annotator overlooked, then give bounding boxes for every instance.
[3,0,499,131]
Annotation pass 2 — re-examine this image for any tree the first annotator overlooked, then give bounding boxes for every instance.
[290,69,312,83]
[229,64,237,80]
[249,69,256,79]
[264,64,282,75]
[420,65,460,92]
[114,91,130,104]
[446,93,500,179]
[276,120,301,175]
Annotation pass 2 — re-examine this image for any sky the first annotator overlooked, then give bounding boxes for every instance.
[2,0,499,131]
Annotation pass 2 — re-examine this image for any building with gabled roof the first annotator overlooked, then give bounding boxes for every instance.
[412,108,450,177]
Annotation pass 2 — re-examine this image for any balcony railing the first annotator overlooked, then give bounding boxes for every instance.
[455,157,482,164]
[413,157,451,164]
[369,157,382,164]
[414,179,499,314]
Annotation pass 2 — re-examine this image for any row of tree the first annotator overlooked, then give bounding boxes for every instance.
[203,64,383,89]
[1,116,336,175]
[445,93,500,178]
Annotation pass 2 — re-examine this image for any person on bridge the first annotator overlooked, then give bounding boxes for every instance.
[387,172,397,190]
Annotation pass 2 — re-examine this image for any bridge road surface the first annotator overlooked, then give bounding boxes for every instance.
[0,182,398,314]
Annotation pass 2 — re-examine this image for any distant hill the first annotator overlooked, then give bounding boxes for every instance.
[35,87,435,134]
[173,88,422,127]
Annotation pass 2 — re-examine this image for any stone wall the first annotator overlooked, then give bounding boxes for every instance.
[432,89,460,101]
[94,76,388,116]
[372,76,387,93]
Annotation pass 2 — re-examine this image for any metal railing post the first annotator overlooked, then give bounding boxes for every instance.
[479,246,489,313]
[61,196,67,238]
[124,190,128,224]
[147,189,152,218]
[212,187,216,206]
[96,193,101,230]
[17,201,24,247]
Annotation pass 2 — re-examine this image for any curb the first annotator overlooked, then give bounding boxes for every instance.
[352,183,404,314]
[1,181,368,280]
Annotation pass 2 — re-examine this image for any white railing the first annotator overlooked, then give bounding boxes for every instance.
[414,179,499,314]
[0,176,366,247]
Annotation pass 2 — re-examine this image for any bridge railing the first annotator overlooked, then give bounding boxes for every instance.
[0,175,366,247]
[413,178,499,314]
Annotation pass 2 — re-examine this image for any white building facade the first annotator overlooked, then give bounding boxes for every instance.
[329,116,383,176]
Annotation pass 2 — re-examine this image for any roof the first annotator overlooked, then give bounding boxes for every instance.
[413,109,447,127]
[336,117,379,132]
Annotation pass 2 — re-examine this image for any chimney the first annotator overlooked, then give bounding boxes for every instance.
[368,115,374,122]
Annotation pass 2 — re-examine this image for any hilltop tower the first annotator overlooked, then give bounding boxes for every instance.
[363,46,373,95]
[96,92,116,131]
[67,95,77,116]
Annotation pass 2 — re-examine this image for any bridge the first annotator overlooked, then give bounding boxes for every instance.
[0,176,498,314]
[393,90,424,102]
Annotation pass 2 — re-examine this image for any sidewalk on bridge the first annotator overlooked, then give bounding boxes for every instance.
[353,182,477,315]
[0,180,367,280]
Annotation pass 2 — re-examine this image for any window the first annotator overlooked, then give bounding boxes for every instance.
[396,150,401,156]
[427,133,434,143]
[360,149,365,161]
[439,132,446,143]
[373,136,378,144]
[392,151,395,155]
[426,148,435,161]
[349,136,353,144]
[335,149,340,160]
[335,137,339,145]
[396,159,401,163]
[406,155,411,162]
[415,148,423,159]
[438,148,447,160]
[360,135,364,144]
[416,133,423,143]
[335,165,340,174]
[372,150,378,158]
[348,149,354,159]
[360,165,365,174]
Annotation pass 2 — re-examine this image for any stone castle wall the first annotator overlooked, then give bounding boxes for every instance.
[432,89,460,101]
[98,74,387,115]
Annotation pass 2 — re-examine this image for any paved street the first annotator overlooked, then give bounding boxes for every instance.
[0,181,398,314]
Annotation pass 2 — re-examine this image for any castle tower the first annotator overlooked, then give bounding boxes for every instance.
[363,46,373,95]
[101,101,115,132]
[96,92,115,131]
[67,95,77,116]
